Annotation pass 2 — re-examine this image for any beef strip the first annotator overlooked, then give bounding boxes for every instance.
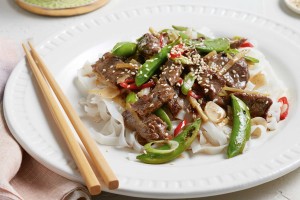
[233,92,273,118]
[132,78,176,116]
[207,53,249,89]
[230,38,247,49]
[160,59,183,86]
[167,97,183,118]
[197,68,227,106]
[122,109,167,141]
[223,58,249,89]
[92,52,137,87]
[137,33,161,60]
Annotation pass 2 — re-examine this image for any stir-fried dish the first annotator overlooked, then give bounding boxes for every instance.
[78,26,289,164]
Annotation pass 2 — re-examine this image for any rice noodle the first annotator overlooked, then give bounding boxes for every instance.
[202,121,228,146]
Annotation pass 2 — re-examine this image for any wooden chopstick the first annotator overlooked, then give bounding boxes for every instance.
[22,43,101,195]
[28,42,119,190]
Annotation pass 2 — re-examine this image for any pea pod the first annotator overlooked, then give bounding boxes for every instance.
[125,92,138,104]
[154,108,172,131]
[244,56,259,63]
[181,72,196,95]
[225,49,260,63]
[135,39,180,86]
[144,140,179,154]
[172,25,206,39]
[136,119,201,164]
[111,42,137,57]
[227,94,251,158]
[196,38,230,53]
[172,25,188,31]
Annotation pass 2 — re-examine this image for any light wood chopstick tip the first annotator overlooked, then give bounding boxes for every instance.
[90,185,101,195]
[108,179,119,190]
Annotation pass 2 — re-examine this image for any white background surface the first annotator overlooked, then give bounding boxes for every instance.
[1,0,300,199]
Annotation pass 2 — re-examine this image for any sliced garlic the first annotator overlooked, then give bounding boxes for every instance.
[204,101,226,123]
[251,125,266,138]
[249,72,267,89]
[251,117,267,128]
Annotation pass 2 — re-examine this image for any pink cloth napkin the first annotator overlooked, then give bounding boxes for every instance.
[0,38,91,200]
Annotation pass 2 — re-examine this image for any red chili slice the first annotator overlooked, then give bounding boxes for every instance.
[170,44,184,59]
[119,79,155,90]
[174,119,187,137]
[240,41,254,48]
[159,34,164,48]
[188,90,201,99]
[278,96,289,120]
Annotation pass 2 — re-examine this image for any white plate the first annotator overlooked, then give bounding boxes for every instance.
[3,4,300,199]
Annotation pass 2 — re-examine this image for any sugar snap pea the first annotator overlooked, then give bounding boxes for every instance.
[181,72,196,95]
[154,108,172,131]
[196,38,230,53]
[135,39,180,86]
[125,92,138,104]
[111,42,137,57]
[227,94,251,158]
[136,119,201,164]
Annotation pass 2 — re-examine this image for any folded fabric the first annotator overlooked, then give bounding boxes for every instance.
[0,38,91,200]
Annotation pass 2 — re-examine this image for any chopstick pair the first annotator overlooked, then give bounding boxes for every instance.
[22,42,119,195]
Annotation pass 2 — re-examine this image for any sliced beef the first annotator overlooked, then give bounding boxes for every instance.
[197,68,227,106]
[223,58,249,89]
[167,96,184,118]
[230,38,247,49]
[207,53,249,89]
[137,33,161,59]
[132,78,176,116]
[160,59,183,86]
[122,109,167,141]
[142,114,167,139]
[233,93,273,118]
[92,52,137,87]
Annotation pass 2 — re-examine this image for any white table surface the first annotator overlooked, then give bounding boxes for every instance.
[1,0,300,199]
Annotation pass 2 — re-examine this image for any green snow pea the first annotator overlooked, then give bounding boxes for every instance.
[227,94,251,158]
[225,49,260,63]
[135,39,180,86]
[136,119,201,164]
[172,25,188,31]
[111,42,137,57]
[125,92,138,104]
[196,38,230,53]
[181,72,196,95]
[154,108,172,131]
[244,56,259,63]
